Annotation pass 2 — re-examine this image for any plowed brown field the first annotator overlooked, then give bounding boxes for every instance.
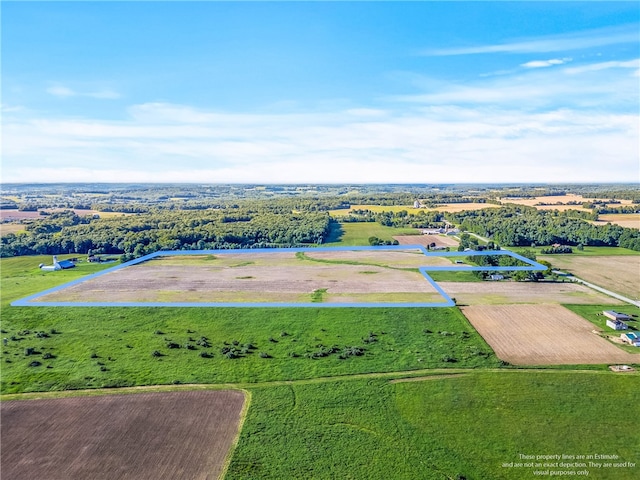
[461,304,638,365]
[1,390,245,480]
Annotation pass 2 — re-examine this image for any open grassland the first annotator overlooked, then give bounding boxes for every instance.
[33,250,447,305]
[1,390,245,480]
[592,213,640,229]
[323,222,418,246]
[539,255,640,299]
[439,281,622,305]
[460,304,638,365]
[227,372,640,479]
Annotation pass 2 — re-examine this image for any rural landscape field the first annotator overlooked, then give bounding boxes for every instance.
[1,183,639,479]
[3,1,639,478]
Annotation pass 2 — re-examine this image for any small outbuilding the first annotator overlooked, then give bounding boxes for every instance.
[620,332,640,347]
[489,274,504,281]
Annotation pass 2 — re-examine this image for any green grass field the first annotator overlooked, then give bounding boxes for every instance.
[228,372,640,479]
[324,222,419,246]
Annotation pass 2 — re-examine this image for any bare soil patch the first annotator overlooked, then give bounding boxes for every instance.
[393,234,460,248]
[0,390,246,480]
[539,255,640,299]
[439,281,622,305]
[461,304,638,365]
[38,251,440,304]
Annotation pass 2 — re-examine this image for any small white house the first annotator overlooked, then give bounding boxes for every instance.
[489,274,504,281]
[606,319,629,331]
[621,332,640,347]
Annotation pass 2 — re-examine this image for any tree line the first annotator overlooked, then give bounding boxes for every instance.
[447,206,640,251]
[0,207,331,258]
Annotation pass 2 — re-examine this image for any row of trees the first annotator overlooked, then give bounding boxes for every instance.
[447,206,640,251]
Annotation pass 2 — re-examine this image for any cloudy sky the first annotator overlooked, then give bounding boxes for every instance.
[2,1,639,184]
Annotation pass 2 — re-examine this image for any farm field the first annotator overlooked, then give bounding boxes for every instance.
[227,372,640,479]
[393,233,459,248]
[439,281,622,305]
[460,304,638,365]
[1,390,245,480]
[323,222,418,246]
[499,194,633,210]
[592,213,640,229]
[539,255,640,299]
[0,223,26,236]
[31,250,449,305]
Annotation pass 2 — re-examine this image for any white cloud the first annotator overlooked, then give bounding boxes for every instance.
[521,58,572,69]
[47,86,76,97]
[46,85,121,99]
[423,25,638,56]
[564,58,640,74]
[3,102,638,183]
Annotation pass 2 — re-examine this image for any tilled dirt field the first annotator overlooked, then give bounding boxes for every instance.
[0,390,246,480]
[37,251,441,304]
[438,281,622,305]
[460,304,638,365]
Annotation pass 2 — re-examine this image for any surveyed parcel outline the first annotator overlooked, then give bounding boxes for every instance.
[12,246,547,308]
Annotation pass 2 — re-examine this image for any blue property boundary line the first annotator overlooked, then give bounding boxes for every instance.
[11,246,547,308]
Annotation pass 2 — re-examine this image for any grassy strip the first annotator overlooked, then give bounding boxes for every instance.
[295,251,419,273]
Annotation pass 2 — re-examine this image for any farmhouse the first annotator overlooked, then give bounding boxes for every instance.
[620,332,640,347]
[488,274,504,281]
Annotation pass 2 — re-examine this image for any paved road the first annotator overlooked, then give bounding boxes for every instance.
[553,270,640,308]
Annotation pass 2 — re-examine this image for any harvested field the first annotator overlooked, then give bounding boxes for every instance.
[0,390,246,480]
[539,255,640,299]
[427,202,500,213]
[499,194,633,209]
[393,234,459,248]
[0,223,26,236]
[592,213,640,229]
[460,304,638,365]
[36,250,442,304]
[439,281,623,305]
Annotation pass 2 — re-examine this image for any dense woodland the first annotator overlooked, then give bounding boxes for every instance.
[1,184,639,257]
[449,206,640,250]
[0,207,331,259]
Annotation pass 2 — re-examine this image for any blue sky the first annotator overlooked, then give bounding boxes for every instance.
[2,1,639,183]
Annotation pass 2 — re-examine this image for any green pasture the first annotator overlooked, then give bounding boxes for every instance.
[324,222,418,246]
[228,371,640,479]
[1,257,499,394]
